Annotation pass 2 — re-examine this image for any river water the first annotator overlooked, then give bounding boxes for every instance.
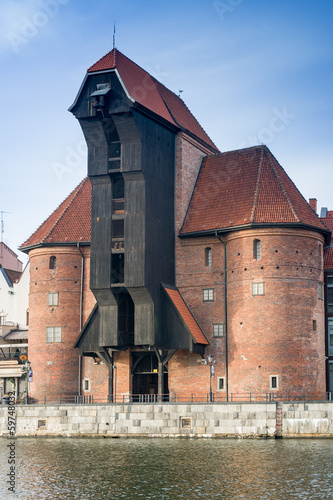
[0,438,332,499]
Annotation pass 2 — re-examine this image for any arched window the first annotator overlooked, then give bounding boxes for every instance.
[253,239,261,260]
[205,247,212,267]
[49,256,57,270]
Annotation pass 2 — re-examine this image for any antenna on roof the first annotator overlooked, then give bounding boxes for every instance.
[178,90,183,97]
[0,211,11,244]
[113,21,116,49]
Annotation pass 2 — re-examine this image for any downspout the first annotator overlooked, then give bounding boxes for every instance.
[77,242,84,397]
[215,231,228,400]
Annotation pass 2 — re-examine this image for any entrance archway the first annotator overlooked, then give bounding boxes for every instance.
[131,352,168,397]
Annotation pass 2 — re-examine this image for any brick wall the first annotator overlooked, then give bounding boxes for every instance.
[28,246,94,401]
[175,227,326,397]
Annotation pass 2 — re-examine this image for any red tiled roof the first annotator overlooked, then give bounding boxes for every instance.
[181,145,330,237]
[87,49,218,151]
[20,178,91,249]
[3,269,21,284]
[321,211,333,269]
[163,286,208,345]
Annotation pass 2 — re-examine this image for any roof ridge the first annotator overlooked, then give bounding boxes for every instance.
[153,77,218,151]
[44,178,89,242]
[250,146,264,222]
[265,149,300,222]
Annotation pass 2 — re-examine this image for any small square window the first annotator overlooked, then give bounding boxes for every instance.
[213,324,224,337]
[252,282,264,295]
[48,293,58,306]
[203,289,214,302]
[46,326,62,343]
[83,379,90,391]
[217,377,225,391]
[270,375,279,390]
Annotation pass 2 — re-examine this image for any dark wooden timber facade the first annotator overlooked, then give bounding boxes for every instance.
[70,53,209,398]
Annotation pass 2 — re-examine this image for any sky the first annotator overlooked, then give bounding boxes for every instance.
[1,0,332,265]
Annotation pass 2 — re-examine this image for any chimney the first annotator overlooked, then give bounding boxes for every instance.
[309,198,317,213]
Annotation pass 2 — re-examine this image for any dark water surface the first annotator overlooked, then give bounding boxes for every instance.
[0,437,332,499]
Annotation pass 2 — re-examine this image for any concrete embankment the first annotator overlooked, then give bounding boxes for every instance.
[1,401,332,438]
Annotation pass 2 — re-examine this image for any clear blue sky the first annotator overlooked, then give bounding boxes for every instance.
[1,0,332,263]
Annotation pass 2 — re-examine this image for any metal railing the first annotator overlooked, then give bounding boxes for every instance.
[4,391,332,406]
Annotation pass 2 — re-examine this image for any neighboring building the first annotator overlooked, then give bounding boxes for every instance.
[0,245,29,400]
[320,207,333,392]
[20,49,331,403]
[0,242,23,273]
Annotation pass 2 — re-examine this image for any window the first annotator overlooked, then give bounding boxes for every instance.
[252,282,264,295]
[318,282,324,300]
[312,319,317,332]
[327,276,333,312]
[49,256,56,270]
[48,293,59,306]
[270,375,279,390]
[26,309,29,326]
[203,289,214,302]
[328,320,333,356]
[205,248,212,267]
[253,239,261,260]
[46,327,62,343]
[213,323,224,337]
[83,379,90,391]
[217,377,225,391]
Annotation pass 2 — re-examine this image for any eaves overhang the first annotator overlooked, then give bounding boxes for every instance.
[179,222,331,245]
[19,241,91,254]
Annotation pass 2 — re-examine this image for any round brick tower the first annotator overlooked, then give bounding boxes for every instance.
[28,246,83,401]
[20,177,92,402]
[226,227,326,397]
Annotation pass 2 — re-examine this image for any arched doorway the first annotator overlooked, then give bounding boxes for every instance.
[131,352,168,397]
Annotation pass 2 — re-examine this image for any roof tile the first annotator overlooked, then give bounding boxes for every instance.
[20,177,91,249]
[181,146,329,237]
[164,286,208,345]
[87,49,218,151]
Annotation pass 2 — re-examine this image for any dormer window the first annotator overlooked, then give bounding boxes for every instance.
[49,256,56,270]
[253,239,261,260]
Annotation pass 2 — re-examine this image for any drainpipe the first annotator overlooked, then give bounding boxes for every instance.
[77,242,84,397]
[215,231,228,400]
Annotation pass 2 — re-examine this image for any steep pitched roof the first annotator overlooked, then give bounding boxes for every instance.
[321,211,333,269]
[20,177,91,250]
[87,49,218,152]
[180,145,330,240]
[163,285,208,345]
[3,269,21,284]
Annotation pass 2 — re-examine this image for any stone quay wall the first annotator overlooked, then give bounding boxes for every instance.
[0,401,332,438]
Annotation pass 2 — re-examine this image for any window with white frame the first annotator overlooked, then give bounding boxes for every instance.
[203,289,214,302]
[318,282,324,300]
[328,319,333,356]
[270,375,279,390]
[48,292,59,306]
[217,377,225,391]
[205,247,212,267]
[252,282,264,295]
[83,379,90,391]
[213,323,224,337]
[46,326,62,343]
[253,239,261,260]
[327,276,333,312]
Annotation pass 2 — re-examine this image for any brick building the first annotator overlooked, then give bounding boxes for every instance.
[20,49,331,402]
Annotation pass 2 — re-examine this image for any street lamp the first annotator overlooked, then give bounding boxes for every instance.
[26,360,31,405]
[206,354,216,402]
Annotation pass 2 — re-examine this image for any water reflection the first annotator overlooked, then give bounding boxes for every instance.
[0,438,332,499]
